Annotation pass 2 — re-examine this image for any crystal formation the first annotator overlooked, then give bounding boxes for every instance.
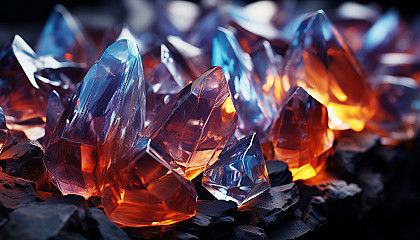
[282,10,375,132]
[145,66,238,180]
[213,27,273,141]
[36,4,94,65]
[102,137,197,227]
[44,39,146,198]
[202,133,270,206]
[271,87,334,181]
[0,107,10,154]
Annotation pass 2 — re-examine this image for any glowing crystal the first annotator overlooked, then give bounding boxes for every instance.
[202,133,270,206]
[271,87,334,181]
[0,107,10,154]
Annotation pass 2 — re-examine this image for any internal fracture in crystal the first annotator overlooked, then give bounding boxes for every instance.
[202,133,270,206]
[44,39,146,198]
[102,137,197,227]
[145,66,238,180]
[271,87,334,181]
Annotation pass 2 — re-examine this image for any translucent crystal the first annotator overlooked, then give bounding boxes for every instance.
[36,4,95,65]
[282,10,376,132]
[44,39,146,198]
[271,87,334,181]
[0,107,10,154]
[213,27,273,141]
[43,91,63,148]
[145,66,238,180]
[202,133,270,206]
[102,137,197,227]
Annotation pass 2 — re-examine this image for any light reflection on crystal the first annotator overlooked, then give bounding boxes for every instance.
[145,66,238,180]
[202,132,270,206]
[102,137,197,227]
[281,10,376,132]
[271,87,334,181]
[44,39,146,198]
[0,107,11,154]
[43,90,63,148]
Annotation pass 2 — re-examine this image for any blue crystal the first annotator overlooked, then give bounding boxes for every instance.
[36,5,94,64]
[212,27,273,141]
[202,133,270,206]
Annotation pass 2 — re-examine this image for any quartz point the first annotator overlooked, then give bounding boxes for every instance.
[213,27,273,141]
[142,43,194,125]
[0,35,83,140]
[0,107,11,154]
[102,137,197,227]
[145,66,238,180]
[36,4,94,65]
[202,132,270,206]
[43,90,63,148]
[282,10,376,132]
[44,39,146,198]
[271,87,334,181]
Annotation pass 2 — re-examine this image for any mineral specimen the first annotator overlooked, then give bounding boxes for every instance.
[44,39,145,198]
[0,107,10,154]
[43,91,62,148]
[202,133,270,206]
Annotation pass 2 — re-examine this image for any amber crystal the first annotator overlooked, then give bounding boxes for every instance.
[282,10,375,132]
[145,66,238,180]
[271,87,334,181]
[44,39,146,198]
[102,137,197,227]
[0,107,10,154]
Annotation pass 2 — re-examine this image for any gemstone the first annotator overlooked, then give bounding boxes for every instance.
[271,87,334,181]
[368,75,420,141]
[213,27,273,141]
[43,91,63,148]
[101,137,197,227]
[202,132,270,206]
[142,43,194,125]
[0,35,83,140]
[145,66,238,180]
[35,4,95,65]
[44,39,146,198]
[250,40,284,114]
[281,10,376,132]
[0,107,11,154]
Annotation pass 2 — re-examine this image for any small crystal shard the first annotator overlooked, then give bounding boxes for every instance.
[36,4,94,65]
[43,91,63,148]
[102,137,197,227]
[145,66,238,180]
[44,39,146,198]
[271,87,334,181]
[282,10,376,132]
[202,133,270,206]
[213,27,273,141]
[143,43,195,125]
[0,107,11,154]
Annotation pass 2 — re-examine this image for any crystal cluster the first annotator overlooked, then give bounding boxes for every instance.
[1,0,419,228]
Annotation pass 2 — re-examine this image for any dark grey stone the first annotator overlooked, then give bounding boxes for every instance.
[86,208,130,240]
[231,225,267,240]
[265,161,293,187]
[0,171,38,210]
[196,200,237,218]
[208,216,235,240]
[269,216,311,240]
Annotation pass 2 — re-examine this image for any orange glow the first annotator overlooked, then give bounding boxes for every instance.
[42,117,46,122]
[222,96,236,114]
[289,164,317,181]
[64,53,74,61]
[263,75,274,92]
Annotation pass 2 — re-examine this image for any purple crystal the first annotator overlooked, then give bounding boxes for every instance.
[0,107,10,154]
[44,39,146,198]
[43,90,63,148]
[202,133,270,206]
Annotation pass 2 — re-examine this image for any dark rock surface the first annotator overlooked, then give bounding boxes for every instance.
[0,171,38,210]
[87,208,131,240]
[265,161,293,187]
[231,225,267,240]
[196,200,237,218]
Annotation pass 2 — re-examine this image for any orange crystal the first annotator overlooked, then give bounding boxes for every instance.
[271,87,334,181]
[145,66,238,180]
[282,10,376,132]
[102,137,197,227]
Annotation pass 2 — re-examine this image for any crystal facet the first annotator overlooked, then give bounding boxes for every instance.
[145,66,238,180]
[44,39,146,198]
[0,107,10,154]
[282,10,375,132]
[35,5,94,65]
[202,133,270,206]
[271,87,334,181]
[43,90,63,148]
[213,27,273,141]
[102,137,197,227]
